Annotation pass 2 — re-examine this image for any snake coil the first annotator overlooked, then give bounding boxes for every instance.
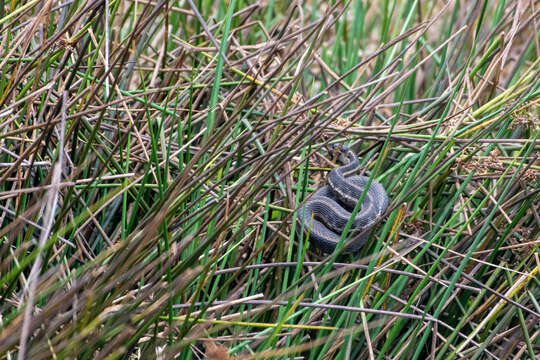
[296,146,389,253]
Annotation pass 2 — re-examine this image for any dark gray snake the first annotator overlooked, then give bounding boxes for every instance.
[296,146,389,253]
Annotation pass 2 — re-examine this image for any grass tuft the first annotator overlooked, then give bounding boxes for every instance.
[0,0,539,359]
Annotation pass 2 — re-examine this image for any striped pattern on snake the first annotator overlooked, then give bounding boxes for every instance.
[296,146,389,253]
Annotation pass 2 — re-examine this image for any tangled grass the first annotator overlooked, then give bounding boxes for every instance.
[0,0,539,359]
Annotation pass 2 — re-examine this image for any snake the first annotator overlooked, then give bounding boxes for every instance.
[296,146,389,253]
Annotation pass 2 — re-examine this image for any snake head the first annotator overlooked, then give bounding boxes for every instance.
[330,143,353,164]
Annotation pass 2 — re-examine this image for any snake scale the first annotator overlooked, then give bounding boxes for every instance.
[296,146,389,253]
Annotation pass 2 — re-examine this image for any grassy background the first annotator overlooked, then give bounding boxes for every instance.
[0,0,539,358]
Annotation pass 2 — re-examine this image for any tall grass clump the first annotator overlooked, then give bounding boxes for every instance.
[0,0,538,358]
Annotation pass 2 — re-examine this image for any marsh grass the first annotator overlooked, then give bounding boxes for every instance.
[0,0,539,359]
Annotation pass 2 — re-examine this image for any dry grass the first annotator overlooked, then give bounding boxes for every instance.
[0,0,539,359]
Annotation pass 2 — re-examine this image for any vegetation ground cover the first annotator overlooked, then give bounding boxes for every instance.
[0,0,539,358]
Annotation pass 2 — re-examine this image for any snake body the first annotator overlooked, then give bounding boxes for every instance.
[296,147,389,253]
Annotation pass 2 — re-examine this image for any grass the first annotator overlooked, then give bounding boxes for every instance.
[0,0,539,359]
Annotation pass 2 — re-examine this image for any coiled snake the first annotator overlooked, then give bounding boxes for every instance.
[296,146,389,253]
